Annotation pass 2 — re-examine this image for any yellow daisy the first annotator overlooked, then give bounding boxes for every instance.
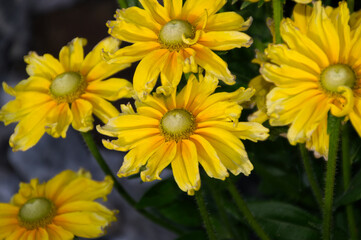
[97,73,269,195]
[0,37,132,151]
[106,0,253,99]
[0,169,116,240]
[261,2,361,158]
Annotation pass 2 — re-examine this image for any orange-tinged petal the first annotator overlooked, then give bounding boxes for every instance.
[45,103,73,138]
[141,141,177,181]
[192,43,234,84]
[46,224,74,240]
[71,99,94,132]
[171,140,200,195]
[190,134,228,179]
[198,31,252,50]
[6,226,27,240]
[133,49,170,99]
[9,101,56,151]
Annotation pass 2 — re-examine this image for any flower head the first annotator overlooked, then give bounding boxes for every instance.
[261,2,361,158]
[106,0,253,99]
[97,74,269,195]
[0,37,132,151]
[0,169,116,239]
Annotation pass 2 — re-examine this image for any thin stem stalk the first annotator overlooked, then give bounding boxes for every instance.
[299,144,323,209]
[322,116,342,240]
[81,131,182,235]
[227,179,271,240]
[195,191,218,240]
[342,124,357,240]
[272,0,283,44]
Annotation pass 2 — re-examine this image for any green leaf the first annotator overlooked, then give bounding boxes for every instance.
[248,201,321,240]
[257,0,265,7]
[137,179,181,209]
[335,169,361,206]
[175,231,208,240]
[241,1,252,9]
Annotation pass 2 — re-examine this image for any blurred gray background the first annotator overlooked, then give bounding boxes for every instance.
[0,0,175,239]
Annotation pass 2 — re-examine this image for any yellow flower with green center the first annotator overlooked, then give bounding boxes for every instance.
[0,37,132,151]
[106,0,253,99]
[261,2,361,158]
[0,169,116,239]
[97,74,269,195]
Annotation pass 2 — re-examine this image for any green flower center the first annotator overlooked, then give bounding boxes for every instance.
[50,72,87,103]
[18,197,56,230]
[160,109,196,142]
[159,20,195,51]
[320,64,356,92]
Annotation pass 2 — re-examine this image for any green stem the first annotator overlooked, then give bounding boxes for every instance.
[195,191,218,240]
[272,0,283,44]
[117,0,128,8]
[81,131,182,235]
[322,116,342,240]
[227,179,271,240]
[208,182,238,239]
[299,144,323,209]
[347,0,354,13]
[342,124,358,240]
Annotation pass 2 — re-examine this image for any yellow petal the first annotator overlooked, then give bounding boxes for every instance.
[350,98,361,136]
[349,24,361,69]
[24,52,64,79]
[206,12,251,31]
[198,31,252,50]
[293,3,313,34]
[139,0,170,25]
[46,224,74,240]
[141,141,177,181]
[133,49,170,99]
[45,103,73,138]
[87,78,132,101]
[71,99,94,132]
[59,38,87,72]
[115,7,161,32]
[182,0,226,24]
[80,37,121,75]
[171,140,200,195]
[192,43,235,84]
[330,86,355,117]
[158,51,183,96]
[117,135,164,177]
[107,19,158,43]
[281,19,329,69]
[106,41,161,65]
[45,170,79,201]
[57,201,115,219]
[5,226,26,240]
[8,76,50,94]
[81,93,119,123]
[293,0,312,3]
[190,134,228,179]
[164,0,182,19]
[53,212,111,238]
[9,101,56,151]
[0,92,52,125]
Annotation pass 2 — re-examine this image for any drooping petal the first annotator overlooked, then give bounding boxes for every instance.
[171,140,200,195]
[158,51,183,96]
[24,52,64,79]
[45,103,73,138]
[80,93,120,123]
[71,99,94,132]
[86,78,132,101]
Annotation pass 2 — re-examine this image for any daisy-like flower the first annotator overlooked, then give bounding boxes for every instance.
[261,2,361,158]
[0,37,132,151]
[0,169,116,239]
[97,74,269,195]
[106,0,253,99]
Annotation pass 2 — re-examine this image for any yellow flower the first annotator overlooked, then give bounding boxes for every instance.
[97,74,269,195]
[0,169,116,239]
[106,0,253,99]
[0,37,132,151]
[261,2,361,158]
